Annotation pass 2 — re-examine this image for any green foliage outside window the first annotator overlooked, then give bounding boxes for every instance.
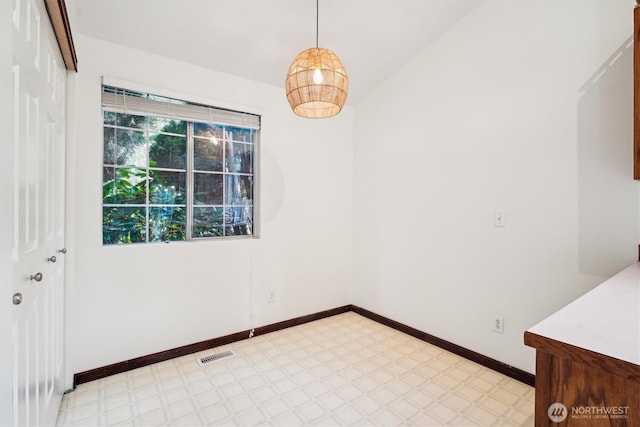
[102,107,255,244]
[103,113,188,244]
[102,166,187,244]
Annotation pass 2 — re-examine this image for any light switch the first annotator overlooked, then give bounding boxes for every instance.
[494,210,506,227]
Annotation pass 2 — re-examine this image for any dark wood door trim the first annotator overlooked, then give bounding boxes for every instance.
[44,0,77,71]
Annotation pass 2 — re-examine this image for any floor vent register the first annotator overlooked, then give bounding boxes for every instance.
[197,350,235,367]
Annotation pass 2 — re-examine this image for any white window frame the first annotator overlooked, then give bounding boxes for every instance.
[101,84,260,245]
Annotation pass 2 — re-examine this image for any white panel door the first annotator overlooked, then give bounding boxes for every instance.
[8,0,68,425]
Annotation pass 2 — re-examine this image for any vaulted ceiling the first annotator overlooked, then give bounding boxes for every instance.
[66,0,481,103]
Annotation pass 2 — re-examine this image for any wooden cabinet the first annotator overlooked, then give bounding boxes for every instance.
[524,333,640,426]
[524,263,640,426]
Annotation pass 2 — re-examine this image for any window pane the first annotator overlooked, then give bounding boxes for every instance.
[149,118,186,135]
[226,126,254,143]
[150,171,186,205]
[194,123,224,140]
[194,173,223,205]
[104,111,116,125]
[224,206,252,236]
[103,167,147,204]
[103,167,115,202]
[103,127,116,165]
[225,175,253,205]
[116,112,147,129]
[226,142,252,174]
[149,120,187,169]
[149,207,186,242]
[115,128,146,167]
[193,207,224,238]
[103,206,147,244]
[194,137,223,172]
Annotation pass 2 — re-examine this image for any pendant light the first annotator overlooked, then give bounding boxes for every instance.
[285,0,348,118]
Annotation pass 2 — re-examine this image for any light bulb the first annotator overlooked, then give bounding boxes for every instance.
[313,66,323,84]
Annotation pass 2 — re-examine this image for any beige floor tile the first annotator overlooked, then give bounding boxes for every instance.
[57,312,534,427]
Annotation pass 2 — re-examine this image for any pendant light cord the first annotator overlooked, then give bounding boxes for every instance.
[316,0,319,48]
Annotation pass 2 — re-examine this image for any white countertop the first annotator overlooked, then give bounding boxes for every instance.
[527,262,640,365]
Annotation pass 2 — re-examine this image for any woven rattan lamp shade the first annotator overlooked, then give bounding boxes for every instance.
[285,47,348,119]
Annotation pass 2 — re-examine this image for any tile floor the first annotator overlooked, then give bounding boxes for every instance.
[56,312,534,426]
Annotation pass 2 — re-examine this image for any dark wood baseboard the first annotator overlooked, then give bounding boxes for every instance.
[351,305,536,387]
[73,304,535,389]
[252,305,352,336]
[73,305,351,387]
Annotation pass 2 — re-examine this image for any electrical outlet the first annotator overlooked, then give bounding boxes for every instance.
[493,315,504,333]
[268,290,276,303]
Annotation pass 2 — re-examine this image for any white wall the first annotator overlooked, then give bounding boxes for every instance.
[68,0,639,377]
[67,35,354,373]
[353,0,638,373]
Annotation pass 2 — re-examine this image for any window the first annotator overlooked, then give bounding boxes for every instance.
[102,85,260,245]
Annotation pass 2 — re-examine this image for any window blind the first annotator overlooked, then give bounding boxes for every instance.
[101,86,261,130]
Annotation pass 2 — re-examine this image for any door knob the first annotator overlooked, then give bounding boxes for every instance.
[58,248,67,254]
[48,255,57,263]
[30,272,43,282]
[13,293,23,305]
